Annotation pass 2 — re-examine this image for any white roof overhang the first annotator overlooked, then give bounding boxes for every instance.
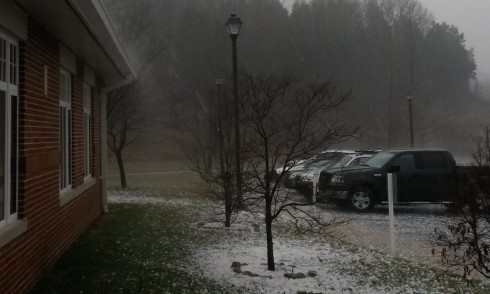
[14,0,136,87]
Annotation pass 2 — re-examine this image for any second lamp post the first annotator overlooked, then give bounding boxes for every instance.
[225,13,243,209]
[407,91,414,148]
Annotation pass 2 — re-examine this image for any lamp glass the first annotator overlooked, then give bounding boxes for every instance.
[226,14,242,36]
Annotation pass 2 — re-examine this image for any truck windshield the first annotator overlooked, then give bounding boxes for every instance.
[364,151,395,168]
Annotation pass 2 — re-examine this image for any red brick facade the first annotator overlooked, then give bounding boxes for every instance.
[0,16,104,293]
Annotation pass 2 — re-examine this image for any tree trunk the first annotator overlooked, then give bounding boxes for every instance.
[115,150,127,188]
[266,197,275,271]
[224,172,232,227]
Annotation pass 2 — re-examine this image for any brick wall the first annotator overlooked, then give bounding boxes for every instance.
[0,16,104,293]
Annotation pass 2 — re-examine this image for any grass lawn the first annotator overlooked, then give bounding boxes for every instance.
[30,159,490,293]
[31,191,229,293]
[32,156,232,293]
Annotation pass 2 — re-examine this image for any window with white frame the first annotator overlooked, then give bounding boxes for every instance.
[83,84,91,179]
[60,69,72,192]
[0,30,19,227]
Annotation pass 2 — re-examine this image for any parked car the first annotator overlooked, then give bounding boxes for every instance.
[274,157,318,186]
[317,149,459,212]
[275,150,357,188]
[293,151,377,199]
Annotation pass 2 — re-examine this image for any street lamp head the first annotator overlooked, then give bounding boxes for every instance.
[406,91,413,101]
[225,13,242,37]
[216,72,224,85]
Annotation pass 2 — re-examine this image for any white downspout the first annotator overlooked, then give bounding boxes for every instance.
[100,74,134,213]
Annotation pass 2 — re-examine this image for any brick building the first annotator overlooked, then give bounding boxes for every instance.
[0,0,135,292]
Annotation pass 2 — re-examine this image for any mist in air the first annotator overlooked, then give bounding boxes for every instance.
[101,0,490,161]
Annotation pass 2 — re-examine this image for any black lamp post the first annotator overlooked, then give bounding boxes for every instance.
[407,91,414,148]
[225,13,243,209]
[216,76,225,178]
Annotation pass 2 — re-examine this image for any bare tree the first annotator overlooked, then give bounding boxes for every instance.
[239,71,357,270]
[434,125,490,280]
[175,85,238,227]
[107,83,145,188]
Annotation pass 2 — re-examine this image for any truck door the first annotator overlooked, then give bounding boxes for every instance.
[416,152,454,202]
[390,153,417,202]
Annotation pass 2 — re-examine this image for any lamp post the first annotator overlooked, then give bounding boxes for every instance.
[216,75,232,226]
[216,76,225,180]
[225,13,243,209]
[407,91,414,148]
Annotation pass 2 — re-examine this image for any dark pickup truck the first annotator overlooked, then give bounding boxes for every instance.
[316,149,475,212]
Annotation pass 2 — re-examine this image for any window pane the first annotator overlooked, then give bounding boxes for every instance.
[83,84,92,178]
[59,71,71,105]
[60,107,65,189]
[10,95,18,214]
[83,85,91,112]
[421,152,447,169]
[0,91,5,221]
[68,109,72,185]
[59,70,72,190]
[0,38,5,83]
[392,154,416,172]
[88,116,91,175]
[9,44,17,85]
[84,114,88,176]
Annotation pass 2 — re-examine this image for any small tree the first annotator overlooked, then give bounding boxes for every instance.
[239,71,357,270]
[434,125,490,280]
[180,86,238,227]
[107,83,146,188]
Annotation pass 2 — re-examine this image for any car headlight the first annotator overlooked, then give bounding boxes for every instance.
[331,174,344,184]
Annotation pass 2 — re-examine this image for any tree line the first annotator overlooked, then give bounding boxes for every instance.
[104,0,488,155]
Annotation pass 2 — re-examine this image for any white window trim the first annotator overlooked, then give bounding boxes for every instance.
[0,30,19,229]
[59,68,72,194]
[83,83,92,181]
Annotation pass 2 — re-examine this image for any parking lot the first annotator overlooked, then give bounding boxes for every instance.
[316,202,454,266]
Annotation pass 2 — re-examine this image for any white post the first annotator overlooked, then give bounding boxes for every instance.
[312,181,317,203]
[387,173,397,256]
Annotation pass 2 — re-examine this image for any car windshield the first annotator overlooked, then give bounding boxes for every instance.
[328,155,353,168]
[363,151,395,168]
[308,159,334,168]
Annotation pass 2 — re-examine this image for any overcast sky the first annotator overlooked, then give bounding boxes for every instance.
[420,0,490,78]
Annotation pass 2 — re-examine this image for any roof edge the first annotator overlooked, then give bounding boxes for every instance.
[67,0,137,84]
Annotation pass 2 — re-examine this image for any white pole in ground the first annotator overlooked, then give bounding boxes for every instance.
[387,173,397,256]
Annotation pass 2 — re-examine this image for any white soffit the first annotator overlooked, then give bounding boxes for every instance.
[0,0,27,40]
[14,0,135,87]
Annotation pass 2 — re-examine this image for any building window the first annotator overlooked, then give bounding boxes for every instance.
[0,31,19,227]
[60,69,72,192]
[83,84,91,179]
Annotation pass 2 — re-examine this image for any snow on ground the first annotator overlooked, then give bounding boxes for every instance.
[108,188,488,293]
[318,203,452,265]
[191,209,447,294]
[108,188,196,207]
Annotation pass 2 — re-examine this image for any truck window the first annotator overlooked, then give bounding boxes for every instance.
[420,152,447,169]
[364,151,395,168]
[391,154,416,172]
[350,158,361,166]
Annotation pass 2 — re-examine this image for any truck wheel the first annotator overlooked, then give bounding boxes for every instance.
[348,187,375,212]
